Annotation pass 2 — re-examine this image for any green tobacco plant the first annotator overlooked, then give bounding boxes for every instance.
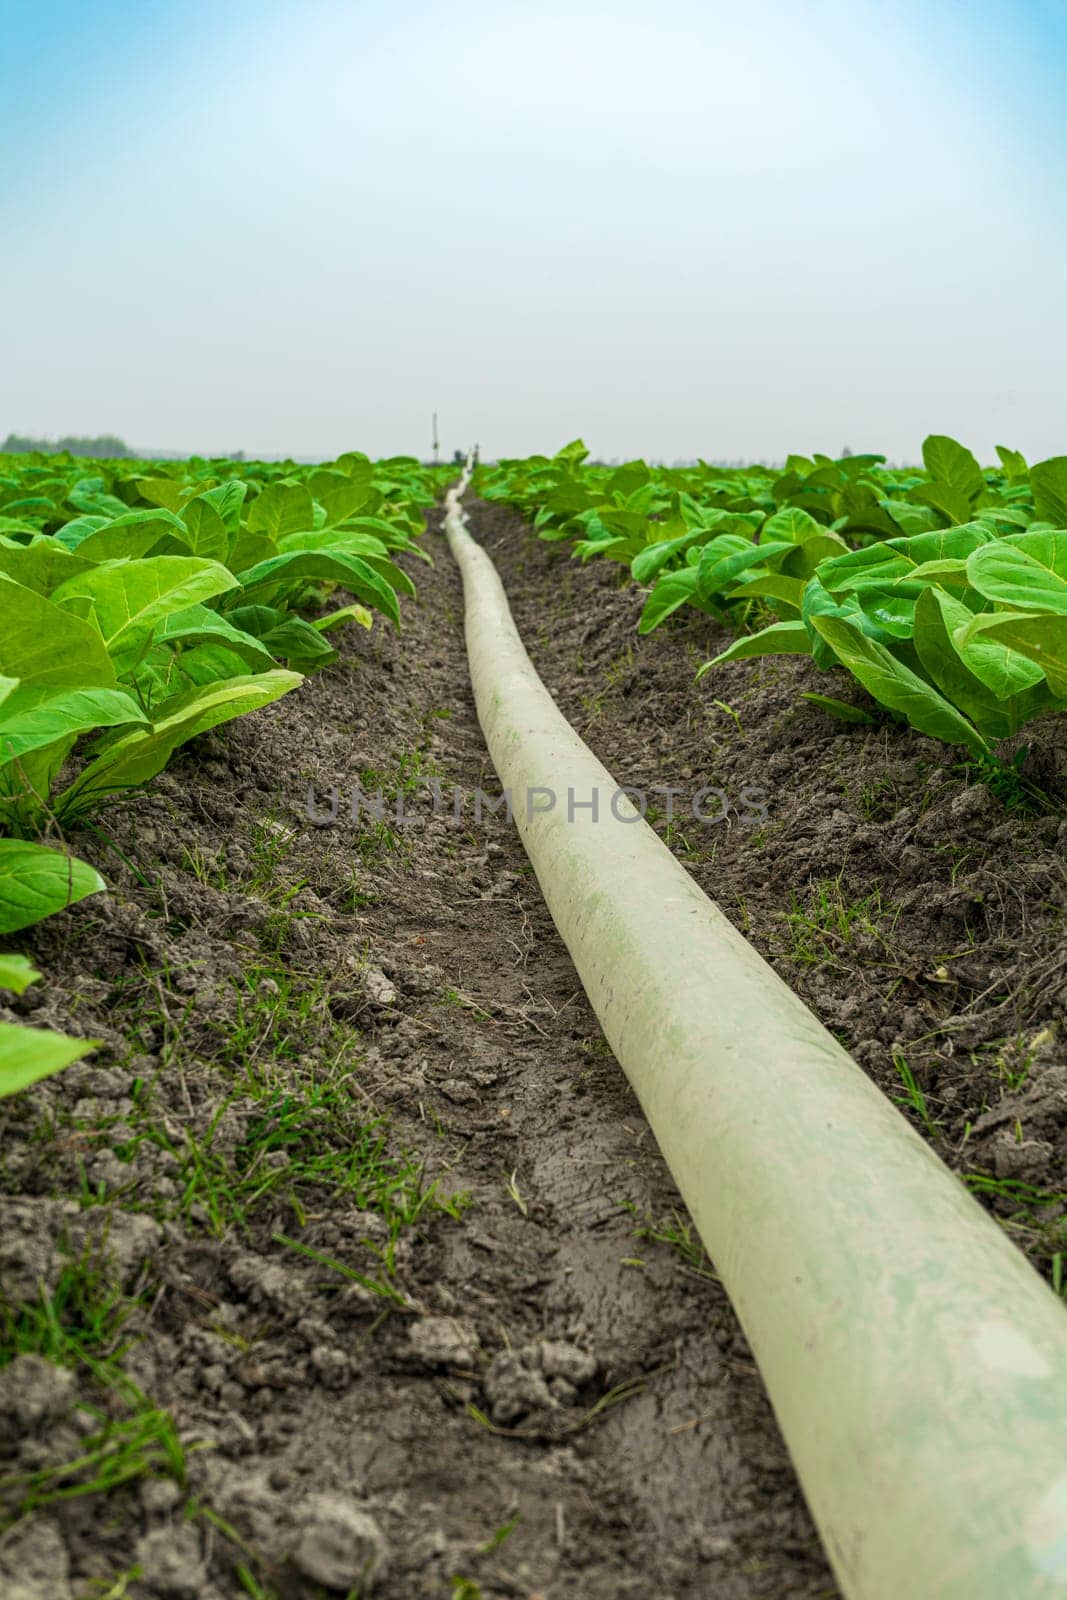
[699,523,1067,751]
[0,447,445,833]
[0,444,448,1096]
[54,671,303,825]
[477,435,1067,754]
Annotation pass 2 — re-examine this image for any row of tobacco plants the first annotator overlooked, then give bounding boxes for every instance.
[0,448,447,1093]
[475,436,1067,762]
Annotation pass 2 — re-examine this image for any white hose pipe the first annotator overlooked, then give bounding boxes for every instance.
[444,482,1067,1600]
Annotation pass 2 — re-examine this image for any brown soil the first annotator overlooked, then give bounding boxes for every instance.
[1,510,838,1599]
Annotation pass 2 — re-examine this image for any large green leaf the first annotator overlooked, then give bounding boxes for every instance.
[271,534,416,598]
[725,573,806,611]
[0,839,106,934]
[975,505,1032,533]
[931,591,1044,700]
[247,482,315,539]
[0,684,147,768]
[57,671,303,816]
[964,613,1067,699]
[1030,457,1067,527]
[235,551,400,625]
[353,554,415,599]
[1003,529,1067,575]
[921,434,984,500]
[226,603,289,639]
[909,483,974,526]
[574,535,632,564]
[818,543,921,594]
[52,557,239,674]
[631,531,705,585]
[153,604,277,672]
[884,501,942,536]
[912,589,1014,737]
[853,587,916,639]
[333,514,411,549]
[62,509,189,562]
[696,621,810,677]
[278,529,389,559]
[760,507,825,543]
[333,451,375,484]
[801,574,900,648]
[696,539,791,600]
[177,494,230,562]
[308,470,375,527]
[966,539,1067,613]
[3,496,58,521]
[900,557,971,587]
[0,577,118,688]
[66,483,129,519]
[597,508,650,540]
[0,1022,97,1097]
[780,533,849,580]
[135,476,187,513]
[819,524,993,596]
[637,569,701,634]
[131,643,261,704]
[225,525,277,576]
[227,604,337,670]
[0,541,96,594]
[51,514,111,549]
[248,617,336,673]
[810,615,987,753]
[197,481,246,533]
[995,445,1029,484]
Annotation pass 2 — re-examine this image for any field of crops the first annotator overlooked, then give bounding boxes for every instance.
[0,452,447,1087]
[480,436,1067,761]
[1,439,1065,1598]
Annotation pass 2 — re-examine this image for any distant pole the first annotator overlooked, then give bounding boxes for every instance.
[432,413,439,465]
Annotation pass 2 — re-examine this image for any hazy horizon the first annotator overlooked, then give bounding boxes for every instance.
[0,431,953,471]
[4,0,1065,466]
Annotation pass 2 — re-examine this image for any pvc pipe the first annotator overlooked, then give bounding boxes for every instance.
[444,482,1067,1600]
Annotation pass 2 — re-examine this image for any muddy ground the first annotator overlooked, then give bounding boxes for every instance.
[1,496,1064,1600]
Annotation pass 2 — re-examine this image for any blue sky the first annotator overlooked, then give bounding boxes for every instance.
[2,0,1065,462]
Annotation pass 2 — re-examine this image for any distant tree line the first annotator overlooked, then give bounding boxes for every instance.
[1,433,133,457]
